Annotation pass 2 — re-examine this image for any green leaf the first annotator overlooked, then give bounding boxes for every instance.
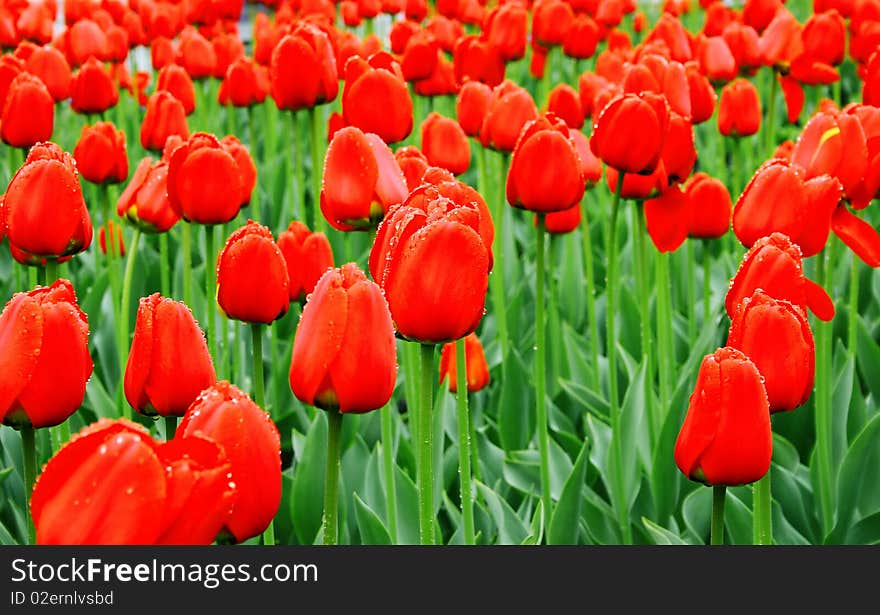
[558,379,609,424]
[353,494,392,545]
[394,465,419,545]
[0,466,13,488]
[641,517,689,545]
[548,440,590,545]
[606,362,646,525]
[847,512,880,545]
[290,413,327,545]
[497,349,534,452]
[827,413,880,543]
[475,481,528,545]
[521,501,544,545]
[502,440,572,500]
[724,489,753,546]
[682,487,709,542]
[855,319,880,402]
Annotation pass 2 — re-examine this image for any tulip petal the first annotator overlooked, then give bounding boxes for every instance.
[0,295,42,423]
[804,278,836,322]
[832,205,880,268]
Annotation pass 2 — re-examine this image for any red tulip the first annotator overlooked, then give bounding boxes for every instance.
[25,45,71,102]
[791,111,868,200]
[166,132,245,224]
[646,13,693,62]
[546,83,584,129]
[717,77,760,137]
[728,290,815,412]
[399,30,439,82]
[484,2,527,62]
[685,173,731,239]
[369,181,490,343]
[420,112,470,175]
[219,56,269,107]
[697,35,737,83]
[140,90,190,152]
[179,381,281,543]
[726,232,835,321]
[644,185,691,252]
[216,221,290,324]
[721,22,762,74]
[4,142,91,260]
[533,0,574,47]
[270,24,338,111]
[539,202,582,235]
[662,111,696,184]
[321,125,408,231]
[98,220,126,257]
[67,19,109,67]
[211,31,245,80]
[289,263,397,413]
[277,221,334,303]
[178,27,216,80]
[342,52,413,144]
[456,79,492,137]
[684,61,716,124]
[674,347,771,486]
[590,91,669,175]
[1,71,53,148]
[0,279,91,431]
[395,145,430,191]
[73,122,128,185]
[802,9,846,66]
[563,15,600,60]
[219,135,256,208]
[864,51,880,107]
[453,35,505,87]
[479,80,538,153]
[125,293,216,417]
[117,155,179,234]
[438,332,490,392]
[70,56,119,115]
[507,114,585,213]
[156,63,195,115]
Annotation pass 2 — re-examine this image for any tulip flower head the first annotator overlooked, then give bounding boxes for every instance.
[73,122,129,185]
[277,221,334,303]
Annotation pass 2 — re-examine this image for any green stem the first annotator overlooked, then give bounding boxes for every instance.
[455,339,475,545]
[159,232,170,297]
[205,225,217,364]
[380,404,398,542]
[418,343,436,545]
[182,222,193,308]
[633,205,656,445]
[535,216,552,535]
[580,202,601,391]
[119,229,141,421]
[765,68,778,155]
[753,469,773,545]
[607,172,630,544]
[703,240,712,325]
[21,426,37,545]
[686,241,697,342]
[286,111,297,228]
[492,151,510,358]
[323,410,343,545]
[44,260,58,284]
[251,324,265,408]
[848,253,859,353]
[711,485,726,546]
[309,105,325,233]
[656,251,673,414]
[164,416,177,440]
[814,252,834,535]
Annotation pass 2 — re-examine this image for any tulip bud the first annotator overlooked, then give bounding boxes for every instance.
[219,56,269,107]
[718,77,761,137]
[156,63,195,115]
[479,80,538,153]
[674,347,772,486]
[439,333,490,392]
[277,221,334,303]
[590,91,669,175]
[98,220,126,257]
[728,290,815,412]
[140,90,189,152]
[70,56,119,115]
[420,112,470,175]
[395,145,430,191]
[546,83,584,129]
[1,71,53,148]
[73,122,129,185]
[217,221,290,324]
[117,156,180,234]
[684,173,731,238]
[270,24,338,112]
[342,52,413,144]
[456,79,492,137]
[25,45,71,102]
[0,279,93,429]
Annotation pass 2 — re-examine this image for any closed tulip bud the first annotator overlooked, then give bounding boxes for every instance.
[140,91,189,152]
[178,27,216,80]
[456,79,492,137]
[743,0,783,33]
[73,122,128,185]
[98,220,126,257]
[728,290,815,412]
[439,332,489,392]
[538,202,582,235]
[1,71,53,148]
[684,61,716,124]
[321,126,408,231]
[733,159,843,256]
[591,91,669,175]
[395,145,430,190]
[420,112,470,175]
[674,347,771,486]
[802,10,846,66]
[211,32,245,80]
[0,54,24,108]
[606,163,668,200]
[270,24,338,112]
[70,56,119,115]
[533,0,574,47]
[219,56,268,107]
[453,35,505,88]
[479,80,538,153]
[563,15,600,60]
[151,37,176,72]
[662,111,696,184]
[216,221,289,323]
[156,64,195,115]
[685,173,731,238]
[167,132,245,224]
[25,45,71,102]
[726,232,835,321]
[125,293,216,417]
[568,129,603,188]
[646,14,692,61]
[864,52,880,107]
[342,52,413,144]
[484,2,527,62]
[547,83,584,129]
[117,156,179,234]
[697,35,737,83]
[508,113,586,213]
[721,22,762,74]
[290,263,397,412]
[277,221,334,303]
[400,30,439,82]
[413,53,458,97]
[0,279,92,429]
[369,185,490,343]
[179,381,281,543]
[718,78,760,137]
[578,72,611,119]
[4,142,91,259]
[219,136,256,208]
[68,19,109,67]
[644,185,691,252]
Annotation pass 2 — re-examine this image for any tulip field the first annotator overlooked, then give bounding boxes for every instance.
[1,0,880,548]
